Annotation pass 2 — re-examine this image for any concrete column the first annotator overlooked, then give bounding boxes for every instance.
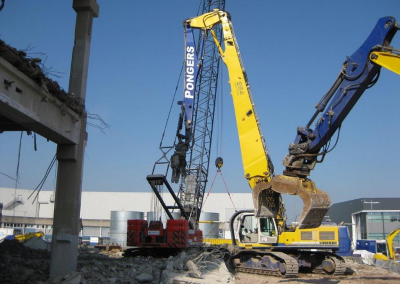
[50,0,99,279]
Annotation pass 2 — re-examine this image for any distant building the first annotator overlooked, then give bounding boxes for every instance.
[0,187,253,244]
[327,198,400,246]
[4,187,398,247]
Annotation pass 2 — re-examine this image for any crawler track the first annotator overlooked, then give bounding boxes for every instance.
[230,250,347,278]
[229,250,299,277]
[309,252,347,275]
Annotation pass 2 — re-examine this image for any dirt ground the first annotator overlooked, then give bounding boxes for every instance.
[234,259,400,284]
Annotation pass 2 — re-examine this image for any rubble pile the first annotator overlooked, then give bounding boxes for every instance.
[345,258,400,277]
[161,248,233,283]
[0,241,232,284]
[0,239,50,283]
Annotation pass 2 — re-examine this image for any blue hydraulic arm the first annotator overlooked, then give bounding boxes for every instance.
[182,26,202,133]
[260,16,399,229]
[282,16,399,178]
[170,26,204,184]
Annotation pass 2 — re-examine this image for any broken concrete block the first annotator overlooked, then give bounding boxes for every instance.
[61,271,81,284]
[23,236,51,251]
[186,260,202,279]
[136,272,153,283]
[143,265,153,275]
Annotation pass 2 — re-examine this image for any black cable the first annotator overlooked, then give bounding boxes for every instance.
[296,126,342,160]
[14,132,23,188]
[12,132,23,224]
[333,56,380,111]
[0,172,16,180]
[367,71,380,89]
[33,133,37,151]
[220,59,224,157]
[159,61,184,148]
[0,0,4,12]
[196,0,203,16]
[28,154,57,203]
[324,126,341,154]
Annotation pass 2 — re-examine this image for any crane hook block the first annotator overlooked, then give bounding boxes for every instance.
[215,157,223,169]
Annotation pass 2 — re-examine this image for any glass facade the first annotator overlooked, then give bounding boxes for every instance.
[367,212,400,223]
[354,210,400,246]
[364,211,400,243]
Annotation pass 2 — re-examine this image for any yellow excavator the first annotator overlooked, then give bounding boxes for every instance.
[184,9,399,277]
[14,231,44,242]
[374,226,400,261]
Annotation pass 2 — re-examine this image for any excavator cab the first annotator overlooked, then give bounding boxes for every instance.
[374,240,389,259]
[233,211,278,246]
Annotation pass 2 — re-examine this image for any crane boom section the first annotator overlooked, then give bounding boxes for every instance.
[186,10,274,188]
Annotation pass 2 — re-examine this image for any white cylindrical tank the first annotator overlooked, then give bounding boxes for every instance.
[147,211,182,226]
[199,212,220,238]
[171,212,182,219]
[110,211,144,246]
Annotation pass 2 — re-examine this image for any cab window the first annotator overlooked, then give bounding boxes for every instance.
[260,218,276,236]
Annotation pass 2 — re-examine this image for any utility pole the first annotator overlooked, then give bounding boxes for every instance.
[50,0,99,279]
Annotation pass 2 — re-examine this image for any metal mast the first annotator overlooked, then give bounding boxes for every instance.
[147,0,226,231]
[179,0,226,229]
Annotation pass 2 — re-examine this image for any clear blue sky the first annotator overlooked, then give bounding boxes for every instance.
[1,1,399,222]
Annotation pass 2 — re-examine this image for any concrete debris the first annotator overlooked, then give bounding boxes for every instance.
[164,248,233,284]
[135,273,153,283]
[0,239,233,283]
[52,272,82,284]
[0,39,85,115]
[23,236,51,252]
[0,239,50,283]
[186,260,202,279]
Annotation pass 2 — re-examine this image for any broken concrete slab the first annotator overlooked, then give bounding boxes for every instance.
[23,236,51,252]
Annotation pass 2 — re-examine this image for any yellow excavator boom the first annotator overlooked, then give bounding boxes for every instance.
[14,231,44,242]
[185,10,285,225]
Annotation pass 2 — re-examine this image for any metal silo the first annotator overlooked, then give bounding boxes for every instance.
[147,211,182,227]
[199,212,220,238]
[110,211,144,246]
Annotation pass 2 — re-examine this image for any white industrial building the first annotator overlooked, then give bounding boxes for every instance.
[0,187,254,244]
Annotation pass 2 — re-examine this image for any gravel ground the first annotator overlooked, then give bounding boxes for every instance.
[235,258,400,284]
